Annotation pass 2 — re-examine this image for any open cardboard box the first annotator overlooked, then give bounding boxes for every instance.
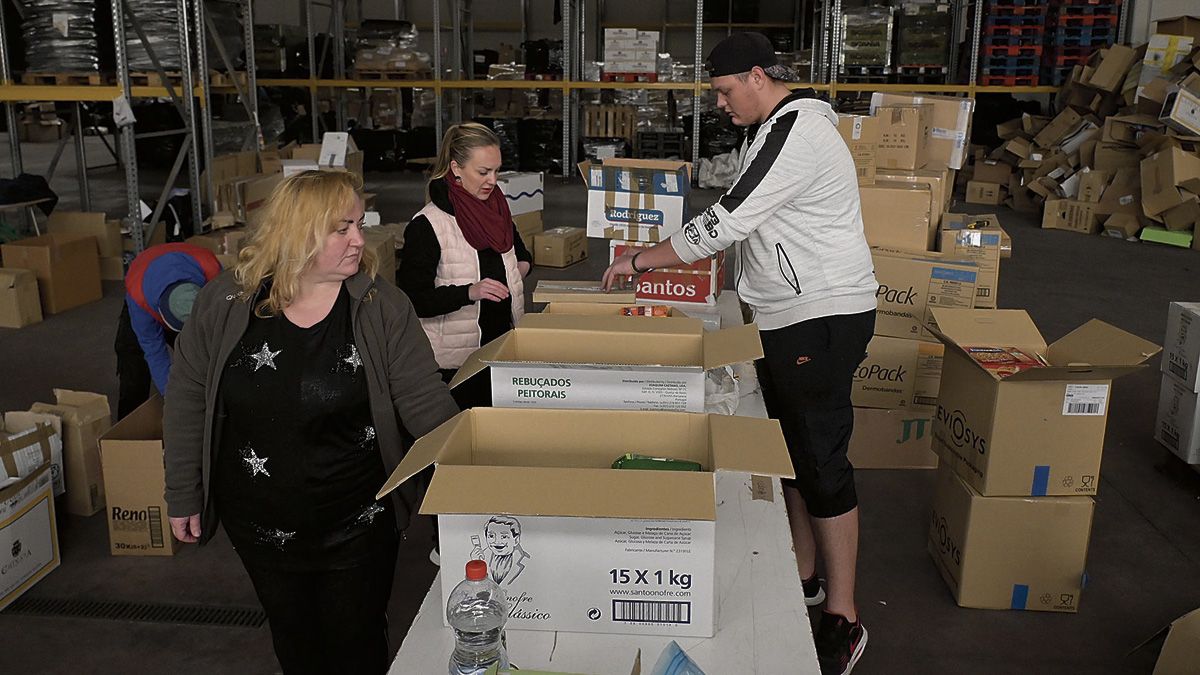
[451,314,761,412]
[928,308,1160,497]
[531,279,637,305]
[377,407,794,637]
[543,302,676,317]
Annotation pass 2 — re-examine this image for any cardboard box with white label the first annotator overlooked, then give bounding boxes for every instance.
[871,92,975,170]
[848,407,937,469]
[1155,373,1200,465]
[852,335,944,411]
[451,314,761,413]
[376,407,795,637]
[837,114,880,185]
[928,308,1160,497]
[0,457,58,612]
[1162,301,1200,392]
[98,397,179,556]
[871,248,979,342]
[928,465,1094,613]
[579,158,691,242]
[937,223,1003,310]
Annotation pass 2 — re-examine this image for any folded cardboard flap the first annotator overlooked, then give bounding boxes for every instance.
[708,415,794,478]
[1046,318,1162,368]
[929,309,1048,355]
[102,395,163,441]
[1154,608,1200,675]
[0,422,53,482]
[702,321,763,369]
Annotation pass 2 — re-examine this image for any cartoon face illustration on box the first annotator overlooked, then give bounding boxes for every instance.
[470,516,531,586]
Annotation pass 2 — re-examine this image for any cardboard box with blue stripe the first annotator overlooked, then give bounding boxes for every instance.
[927,308,1159,497]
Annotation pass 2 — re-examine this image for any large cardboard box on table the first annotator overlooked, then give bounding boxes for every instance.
[30,390,111,516]
[871,92,975,170]
[611,241,725,306]
[1,233,102,315]
[579,158,691,242]
[852,335,944,410]
[859,181,935,252]
[0,268,42,328]
[928,465,1093,613]
[928,308,1160,497]
[1162,302,1200,392]
[871,105,930,171]
[497,171,544,215]
[451,314,761,413]
[534,227,588,268]
[870,249,979,342]
[0,428,59,612]
[837,114,880,185]
[98,397,179,556]
[937,224,1002,309]
[1155,373,1200,464]
[848,407,937,469]
[377,407,795,638]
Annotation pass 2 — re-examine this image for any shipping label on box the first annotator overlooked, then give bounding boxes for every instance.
[928,308,1160,496]
[838,115,880,185]
[452,314,761,412]
[928,465,1093,613]
[379,408,794,638]
[937,226,1002,309]
[849,407,937,469]
[871,250,978,342]
[852,335,943,410]
[1155,373,1200,464]
[1162,302,1200,392]
[98,397,179,556]
[438,515,716,637]
[498,171,545,216]
[581,159,691,242]
[0,464,59,612]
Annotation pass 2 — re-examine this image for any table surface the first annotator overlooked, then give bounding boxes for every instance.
[389,295,820,675]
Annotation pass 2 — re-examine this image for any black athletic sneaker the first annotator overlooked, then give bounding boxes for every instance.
[815,611,867,675]
[802,574,826,606]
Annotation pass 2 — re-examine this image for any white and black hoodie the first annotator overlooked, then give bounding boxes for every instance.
[670,93,877,331]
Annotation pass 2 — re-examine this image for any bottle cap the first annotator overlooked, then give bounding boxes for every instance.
[466,559,487,581]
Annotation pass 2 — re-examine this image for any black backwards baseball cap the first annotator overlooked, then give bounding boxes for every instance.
[704,32,799,81]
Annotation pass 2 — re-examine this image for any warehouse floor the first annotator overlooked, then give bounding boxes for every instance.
[2,139,1200,674]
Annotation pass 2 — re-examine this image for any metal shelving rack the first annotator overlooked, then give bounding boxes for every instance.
[0,0,262,252]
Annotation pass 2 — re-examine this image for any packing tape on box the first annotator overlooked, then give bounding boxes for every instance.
[750,475,774,502]
[1011,584,1030,610]
[1031,465,1051,497]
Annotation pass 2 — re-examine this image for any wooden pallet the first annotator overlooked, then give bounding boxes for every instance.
[353,69,432,81]
[209,71,249,88]
[584,105,637,142]
[20,72,105,86]
[600,72,659,83]
[130,71,183,87]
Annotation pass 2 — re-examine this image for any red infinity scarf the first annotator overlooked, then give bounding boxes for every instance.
[445,175,514,253]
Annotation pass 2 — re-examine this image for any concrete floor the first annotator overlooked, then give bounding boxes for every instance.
[2,139,1199,674]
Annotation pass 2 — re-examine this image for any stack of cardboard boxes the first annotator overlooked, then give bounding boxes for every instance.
[602,28,660,79]
[926,308,1159,612]
[835,93,1015,469]
[972,17,1200,248]
[1155,302,1200,467]
[496,171,552,264]
[0,229,103,321]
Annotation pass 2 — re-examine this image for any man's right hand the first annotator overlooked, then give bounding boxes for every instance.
[468,279,510,302]
[170,514,201,543]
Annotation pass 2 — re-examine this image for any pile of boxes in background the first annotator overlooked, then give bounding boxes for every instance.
[835,91,1013,470]
[1156,302,1200,468]
[967,17,1200,248]
[602,28,662,82]
[1,390,112,610]
[925,309,1158,612]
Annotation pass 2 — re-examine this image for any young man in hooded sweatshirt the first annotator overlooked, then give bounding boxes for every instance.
[603,32,878,675]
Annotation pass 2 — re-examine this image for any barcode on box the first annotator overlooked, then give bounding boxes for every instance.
[913,395,938,407]
[1161,424,1180,450]
[612,599,691,624]
[1168,360,1188,380]
[148,506,164,548]
[1062,384,1109,416]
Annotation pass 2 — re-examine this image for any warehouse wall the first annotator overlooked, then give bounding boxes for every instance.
[1130,0,1196,44]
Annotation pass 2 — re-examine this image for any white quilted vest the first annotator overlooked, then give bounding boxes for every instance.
[416,202,525,369]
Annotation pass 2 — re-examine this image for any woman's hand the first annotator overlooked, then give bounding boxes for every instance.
[468,279,510,302]
[170,514,202,543]
[517,261,531,278]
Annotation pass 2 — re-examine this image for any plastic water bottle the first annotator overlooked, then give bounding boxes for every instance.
[447,559,510,674]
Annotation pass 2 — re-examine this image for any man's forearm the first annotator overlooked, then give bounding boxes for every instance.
[634,240,687,270]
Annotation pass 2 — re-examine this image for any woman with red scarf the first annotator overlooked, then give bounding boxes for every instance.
[398,123,532,408]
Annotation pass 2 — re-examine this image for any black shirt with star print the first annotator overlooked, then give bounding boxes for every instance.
[213,285,393,570]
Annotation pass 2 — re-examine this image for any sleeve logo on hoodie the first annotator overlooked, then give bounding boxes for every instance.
[701,207,721,238]
[684,223,702,245]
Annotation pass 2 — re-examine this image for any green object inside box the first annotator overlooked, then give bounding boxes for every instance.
[611,453,703,472]
[1139,226,1194,248]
